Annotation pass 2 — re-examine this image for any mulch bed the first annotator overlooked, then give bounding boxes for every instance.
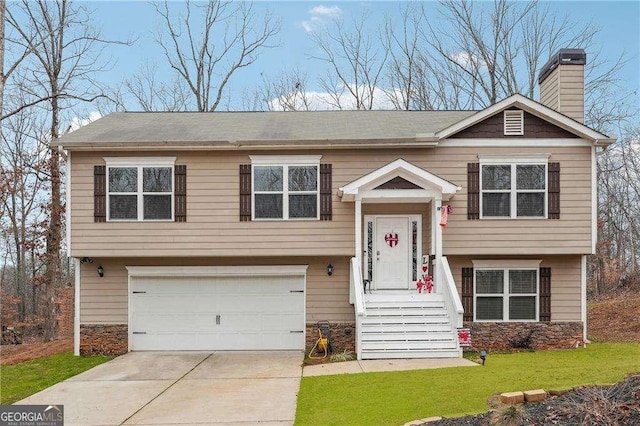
[427,373,640,426]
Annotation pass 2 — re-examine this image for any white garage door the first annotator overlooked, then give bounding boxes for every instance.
[129,269,305,351]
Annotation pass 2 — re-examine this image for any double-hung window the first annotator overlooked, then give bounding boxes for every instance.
[475,267,539,321]
[251,156,320,220]
[105,158,175,221]
[480,156,547,218]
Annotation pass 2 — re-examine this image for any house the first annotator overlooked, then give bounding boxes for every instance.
[60,49,614,359]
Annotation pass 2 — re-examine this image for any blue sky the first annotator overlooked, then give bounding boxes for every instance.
[71,1,640,110]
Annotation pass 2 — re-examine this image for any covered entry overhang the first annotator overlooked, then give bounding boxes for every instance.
[338,159,461,286]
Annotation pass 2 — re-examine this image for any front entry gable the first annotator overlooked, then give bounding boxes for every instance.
[338,159,461,202]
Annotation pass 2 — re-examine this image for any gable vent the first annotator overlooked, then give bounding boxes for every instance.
[504,110,524,136]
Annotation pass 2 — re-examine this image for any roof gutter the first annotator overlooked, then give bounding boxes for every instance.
[61,137,441,151]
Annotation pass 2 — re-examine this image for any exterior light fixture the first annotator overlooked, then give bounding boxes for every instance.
[97,265,104,278]
[480,350,487,366]
[327,264,334,276]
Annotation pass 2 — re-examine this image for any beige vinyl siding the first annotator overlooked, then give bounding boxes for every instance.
[540,71,559,111]
[71,146,591,257]
[79,257,353,325]
[540,65,584,123]
[447,255,581,322]
[434,146,592,255]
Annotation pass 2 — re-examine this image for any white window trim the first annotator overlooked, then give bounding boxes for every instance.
[250,156,321,221]
[479,155,549,219]
[104,157,176,222]
[473,265,540,322]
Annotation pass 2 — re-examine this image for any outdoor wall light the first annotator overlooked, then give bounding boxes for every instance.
[327,264,334,276]
[480,350,487,366]
[97,265,104,278]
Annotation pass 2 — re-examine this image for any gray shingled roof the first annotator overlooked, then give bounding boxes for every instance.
[59,110,476,146]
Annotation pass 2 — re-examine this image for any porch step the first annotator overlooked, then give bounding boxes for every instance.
[359,289,461,359]
[361,349,461,359]
[365,300,446,309]
[361,324,453,333]
[364,308,448,317]
[361,332,455,342]
[365,293,444,303]
[361,340,457,351]
[361,316,450,325]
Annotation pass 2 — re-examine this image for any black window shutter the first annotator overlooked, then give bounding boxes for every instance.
[467,163,480,220]
[239,165,252,221]
[320,164,332,221]
[94,165,106,222]
[539,267,552,321]
[462,267,474,322]
[174,165,187,222]
[548,162,560,219]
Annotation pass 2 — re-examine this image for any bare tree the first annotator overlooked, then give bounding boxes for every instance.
[1,107,49,320]
[6,0,126,340]
[124,61,190,112]
[309,10,389,110]
[153,0,280,112]
[254,67,313,111]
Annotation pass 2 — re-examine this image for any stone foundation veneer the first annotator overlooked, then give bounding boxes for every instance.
[464,321,584,352]
[306,322,355,354]
[80,324,128,356]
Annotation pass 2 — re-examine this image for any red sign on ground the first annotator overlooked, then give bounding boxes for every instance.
[458,328,472,347]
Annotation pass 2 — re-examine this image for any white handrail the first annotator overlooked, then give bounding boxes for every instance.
[439,256,464,328]
[350,257,365,316]
[350,257,366,359]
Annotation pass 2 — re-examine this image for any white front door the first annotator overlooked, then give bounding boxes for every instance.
[374,216,410,289]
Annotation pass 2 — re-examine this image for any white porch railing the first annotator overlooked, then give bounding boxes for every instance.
[437,256,464,329]
[350,257,366,360]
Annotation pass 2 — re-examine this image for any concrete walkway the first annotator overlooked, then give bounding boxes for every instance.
[18,351,303,425]
[303,357,478,376]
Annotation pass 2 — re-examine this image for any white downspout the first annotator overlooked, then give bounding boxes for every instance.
[74,257,80,356]
[581,255,588,342]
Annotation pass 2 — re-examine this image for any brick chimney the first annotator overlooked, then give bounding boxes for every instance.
[538,48,587,123]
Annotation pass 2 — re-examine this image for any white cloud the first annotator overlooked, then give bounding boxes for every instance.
[301,5,342,33]
[269,84,399,111]
[450,51,485,69]
[67,111,102,133]
[309,5,342,18]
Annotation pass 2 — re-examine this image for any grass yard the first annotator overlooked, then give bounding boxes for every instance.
[295,343,640,425]
[0,351,113,404]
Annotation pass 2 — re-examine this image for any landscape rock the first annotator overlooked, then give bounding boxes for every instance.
[499,391,524,404]
[524,389,547,402]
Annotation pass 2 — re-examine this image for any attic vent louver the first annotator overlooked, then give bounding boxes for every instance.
[504,110,524,136]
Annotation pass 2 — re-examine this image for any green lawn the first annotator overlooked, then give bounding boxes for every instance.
[0,352,113,404]
[295,343,640,425]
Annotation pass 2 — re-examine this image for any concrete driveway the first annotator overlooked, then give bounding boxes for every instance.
[17,351,303,425]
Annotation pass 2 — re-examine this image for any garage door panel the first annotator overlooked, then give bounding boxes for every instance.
[130,273,305,351]
[133,313,218,333]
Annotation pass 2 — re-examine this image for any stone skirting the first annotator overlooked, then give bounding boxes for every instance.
[464,321,584,352]
[306,322,355,354]
[80,324,128,356]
